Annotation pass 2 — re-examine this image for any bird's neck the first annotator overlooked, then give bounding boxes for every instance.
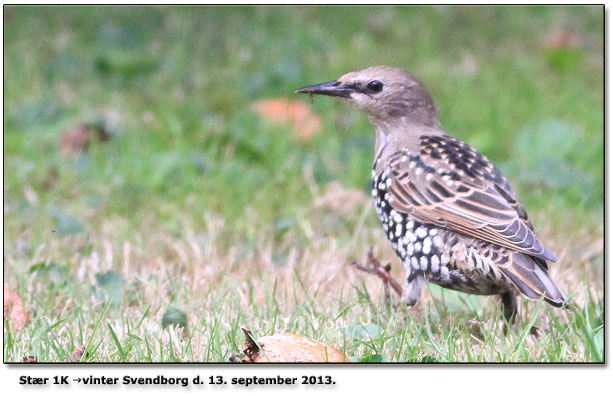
[372,127,387,169]
[372,119,445,173]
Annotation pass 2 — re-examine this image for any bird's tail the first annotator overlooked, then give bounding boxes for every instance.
[499,253,567,308]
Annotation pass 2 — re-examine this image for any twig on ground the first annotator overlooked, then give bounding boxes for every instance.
[351,247,403,306]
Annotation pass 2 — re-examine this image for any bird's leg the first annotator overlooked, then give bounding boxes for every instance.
[352,247,403,302]
[500,291,543,337]
[500,291,517,335]
[401,274,425,307]
[500,291,517,324]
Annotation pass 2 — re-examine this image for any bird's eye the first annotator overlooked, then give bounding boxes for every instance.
[367,80,383,93]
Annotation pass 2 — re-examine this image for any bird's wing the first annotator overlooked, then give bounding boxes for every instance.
[385,134,557,263]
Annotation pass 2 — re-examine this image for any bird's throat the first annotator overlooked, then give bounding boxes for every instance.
[373,127,389,168]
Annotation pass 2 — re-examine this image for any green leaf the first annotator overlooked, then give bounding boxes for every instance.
[49,208,85,236]
[162,304,187,329]
[341,323,383,340]
[359,354,384,363]
[95,270,125,305]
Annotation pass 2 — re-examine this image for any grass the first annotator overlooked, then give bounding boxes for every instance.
[3,5,604,363]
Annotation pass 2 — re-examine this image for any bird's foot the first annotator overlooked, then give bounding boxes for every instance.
[351,247,403,306]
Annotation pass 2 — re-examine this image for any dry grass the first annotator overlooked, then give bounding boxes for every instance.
[4,186,603,362]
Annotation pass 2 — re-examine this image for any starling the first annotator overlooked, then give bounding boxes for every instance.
[296,66,566,322]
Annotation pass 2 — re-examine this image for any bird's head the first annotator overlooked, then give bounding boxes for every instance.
[296,66,441,130]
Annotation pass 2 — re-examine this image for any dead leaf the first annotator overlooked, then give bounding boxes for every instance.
[251,99,322,144]
[543,27,582,49]
[65,345,86,362]
[59,125,94,156]
[234,328,347,363]
[59,123,111,157]
[530,325,542,338]
[4,283,29,331]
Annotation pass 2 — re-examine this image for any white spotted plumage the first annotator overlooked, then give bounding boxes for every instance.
[372,171,449,282]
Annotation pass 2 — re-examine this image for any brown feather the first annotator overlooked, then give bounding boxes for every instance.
[500,253,566,306]
[386,135,558,262]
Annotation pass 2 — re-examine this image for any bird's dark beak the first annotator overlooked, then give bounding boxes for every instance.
[295,80,354,98]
